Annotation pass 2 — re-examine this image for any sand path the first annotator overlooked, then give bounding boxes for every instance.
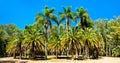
[0,57,120,63]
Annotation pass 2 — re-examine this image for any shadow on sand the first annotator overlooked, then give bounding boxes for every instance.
[0,60,28,63]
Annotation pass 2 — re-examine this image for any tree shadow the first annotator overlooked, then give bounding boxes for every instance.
[0,60,28,63]
[57,56,71,60]
[19,61,28,63]
[0,60,16,63]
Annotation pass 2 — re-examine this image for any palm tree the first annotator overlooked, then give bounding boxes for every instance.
[59,6,75,56]
[76,12,94,58]
[0,25,6,57]
[23,25,44,59]
[5,24,22,58]
[15,29,23,59]
[35,6,58,59]
[95,19,108,56]
[76,7,87,29]
[107,18,120,56]
[67,27,84,59]
[48,22,66,58]
[48,25,60,58]
[93,31,104,59]
[76,7,95,30]
[82,28,99,58]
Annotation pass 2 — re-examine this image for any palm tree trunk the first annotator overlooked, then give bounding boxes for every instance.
[19,42,22,59]
[56,47,58,59]
[71,42,74,60]
[60,44,62,56]
[96,48,99,58]
[75,48,78,58]
[71,51,74,60]
[80,16,84,30]
[85,40,89,59]
[44,28,48,59]
[13,51,16,59]
[31,40,35,59]
[85,45,89,58]
[66,17,69,56]
[25,47,27,58]
[105,38,108,56]
[94,47,99,59]
[3,43,6,57]
[108,45,112,56]
[14,45,17,59]
[44,18,48,59]
[79,49,82,55]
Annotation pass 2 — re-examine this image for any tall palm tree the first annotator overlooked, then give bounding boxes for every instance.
[59,6,75,56]
[76,11,94,58]
[76,7,94,30]
[76,7,87,29]
[35,6,58,59]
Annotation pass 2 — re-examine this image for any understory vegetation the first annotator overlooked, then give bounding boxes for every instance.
[0,6,120,60]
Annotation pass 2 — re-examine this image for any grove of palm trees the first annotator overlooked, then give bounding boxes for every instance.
[0,6,120,61]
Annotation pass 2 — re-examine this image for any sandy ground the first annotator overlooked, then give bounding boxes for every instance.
[0,57,120,63]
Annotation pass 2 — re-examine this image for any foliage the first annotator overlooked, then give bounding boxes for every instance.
[0,6,120,60]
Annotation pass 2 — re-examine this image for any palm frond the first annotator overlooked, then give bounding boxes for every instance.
[66,6,72,13]
[69,12,75,21]
[62,6,67,13]
[59,13,66,22]
[49,14,59,25]
[49,8,55,13]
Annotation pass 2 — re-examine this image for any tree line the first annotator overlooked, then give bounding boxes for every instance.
[0,6,120,60]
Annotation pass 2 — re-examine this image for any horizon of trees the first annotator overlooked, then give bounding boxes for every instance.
[0,6,120,60]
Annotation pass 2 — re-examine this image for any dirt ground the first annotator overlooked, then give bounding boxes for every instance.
[0,57,120,63]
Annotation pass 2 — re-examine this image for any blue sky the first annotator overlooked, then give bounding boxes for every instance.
[0,0,120,28]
